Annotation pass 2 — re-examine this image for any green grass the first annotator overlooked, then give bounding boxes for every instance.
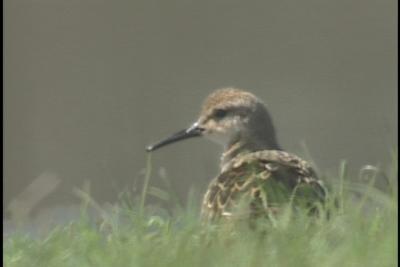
[4,156,398,267]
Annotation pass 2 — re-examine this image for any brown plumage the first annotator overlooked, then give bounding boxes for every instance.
[201,150,326,222]
[147,87,327,223]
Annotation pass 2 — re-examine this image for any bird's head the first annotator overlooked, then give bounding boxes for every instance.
[146,88,280,152]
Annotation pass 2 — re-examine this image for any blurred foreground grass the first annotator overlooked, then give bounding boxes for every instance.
[4,155,398,267]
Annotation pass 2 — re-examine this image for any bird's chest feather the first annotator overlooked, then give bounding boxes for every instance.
[202,161,286,219]
[201,151,326,221]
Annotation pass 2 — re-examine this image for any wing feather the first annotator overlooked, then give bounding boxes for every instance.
[201,150,327,222]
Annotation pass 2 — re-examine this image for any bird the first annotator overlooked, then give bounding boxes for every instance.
[146,87,327,224]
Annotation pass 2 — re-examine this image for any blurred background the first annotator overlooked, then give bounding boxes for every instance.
[4,0,397,230]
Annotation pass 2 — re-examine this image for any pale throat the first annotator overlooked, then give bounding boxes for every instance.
[219,135,259,168]
[219,131,281,169]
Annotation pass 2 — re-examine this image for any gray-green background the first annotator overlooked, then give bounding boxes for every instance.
[4,0,397,221]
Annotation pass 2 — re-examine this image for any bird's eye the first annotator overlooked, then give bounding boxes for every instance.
[214,109,227,119]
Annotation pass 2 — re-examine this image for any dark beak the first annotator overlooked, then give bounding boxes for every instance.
[146,123,203,152]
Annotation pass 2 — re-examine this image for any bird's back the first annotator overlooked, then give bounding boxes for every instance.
[201,150,327,222]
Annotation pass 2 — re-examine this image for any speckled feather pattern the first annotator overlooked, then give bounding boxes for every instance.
[201,150,327,222]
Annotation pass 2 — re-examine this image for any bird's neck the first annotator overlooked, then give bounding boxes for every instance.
[220,134,281,169]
